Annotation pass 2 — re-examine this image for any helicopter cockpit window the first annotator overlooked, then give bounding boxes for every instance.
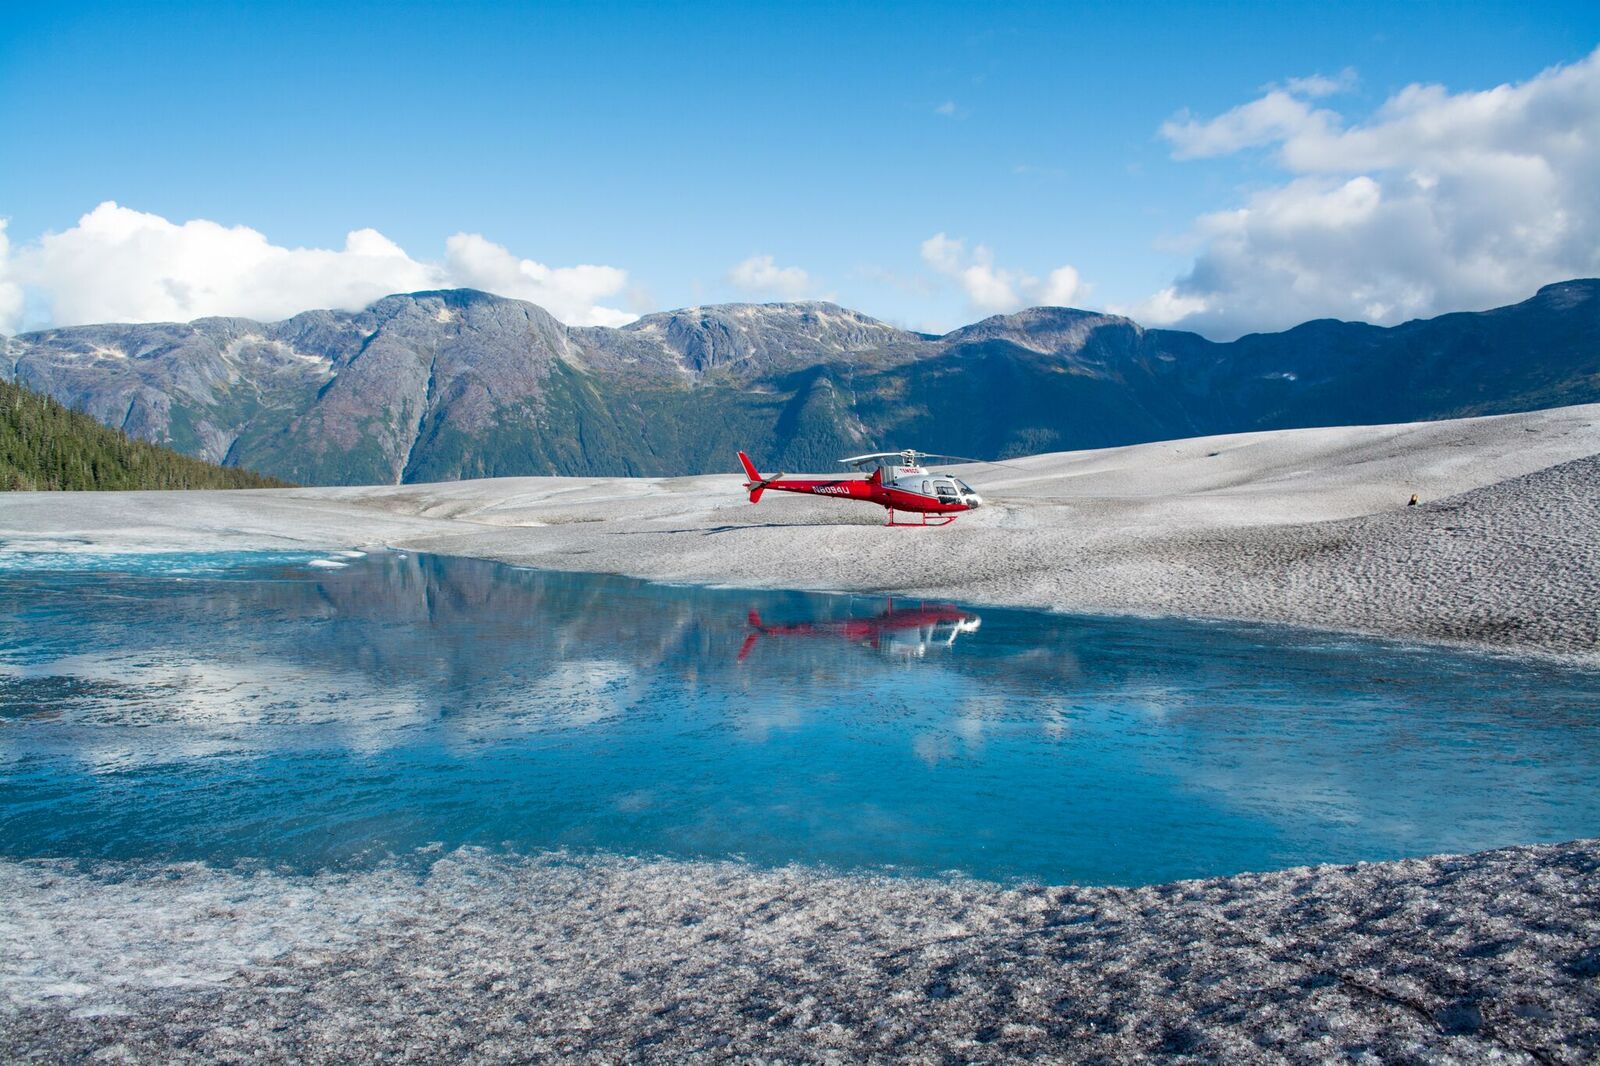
[936,481,958,497]
[955,480,975,495]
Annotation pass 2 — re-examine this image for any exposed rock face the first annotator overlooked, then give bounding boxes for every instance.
[592,302,924,374]
[4,280,1598,485]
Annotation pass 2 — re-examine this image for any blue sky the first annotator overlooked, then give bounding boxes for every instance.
[2,1,1597,336]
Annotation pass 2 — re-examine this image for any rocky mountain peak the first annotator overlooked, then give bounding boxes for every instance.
[614,301,919,374]
[940,306,1139,356]
[1530,278,1599,311]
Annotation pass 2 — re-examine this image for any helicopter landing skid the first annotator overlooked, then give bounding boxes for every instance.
[884,509,957,528]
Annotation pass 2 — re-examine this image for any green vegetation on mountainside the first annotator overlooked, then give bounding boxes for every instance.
[0,377,292,491]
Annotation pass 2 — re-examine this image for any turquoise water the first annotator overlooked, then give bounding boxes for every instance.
[2,550,1598,885]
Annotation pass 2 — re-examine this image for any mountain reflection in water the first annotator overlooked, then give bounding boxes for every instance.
[2,550,1599,885]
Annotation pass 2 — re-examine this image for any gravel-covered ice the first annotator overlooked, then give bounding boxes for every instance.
[4,406,1599,1060]
[2,841,1597,1062]
[4,404,1597,662]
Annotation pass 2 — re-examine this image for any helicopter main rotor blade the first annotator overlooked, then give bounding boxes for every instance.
[837,449,1029,471]
[838,451,911,465]
[919,453,1028,470]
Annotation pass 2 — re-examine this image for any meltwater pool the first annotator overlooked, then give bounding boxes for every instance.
[2,550,1597,885]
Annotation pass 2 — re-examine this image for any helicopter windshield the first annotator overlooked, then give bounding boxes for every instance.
[955,479,975,495]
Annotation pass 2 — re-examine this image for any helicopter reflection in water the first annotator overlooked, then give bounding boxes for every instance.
[737,600,982,662]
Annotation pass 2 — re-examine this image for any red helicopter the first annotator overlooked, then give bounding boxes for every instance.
[737,449,987,526]
[737,601,982,661]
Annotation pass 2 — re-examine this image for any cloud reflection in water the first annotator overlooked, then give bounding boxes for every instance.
[2,551,1599,885]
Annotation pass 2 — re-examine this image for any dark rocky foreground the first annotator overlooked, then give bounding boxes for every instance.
[3,840,1597,1063]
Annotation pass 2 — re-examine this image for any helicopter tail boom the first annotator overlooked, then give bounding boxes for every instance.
[737,451,783,503]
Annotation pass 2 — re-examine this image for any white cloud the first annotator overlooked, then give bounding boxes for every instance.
[1037,265,1083,307]
[1161,68,1359,160]
[1280,68,1358,99]
[1161,91,1339,159]
[725,254,812,299]
[919,233,1083,315]
[1143,46,1600,337]
[0,202,634,333]
[0,221,23,335]
[919,233,964,275]
[1107,286,1209,327]
[442,233,633,327]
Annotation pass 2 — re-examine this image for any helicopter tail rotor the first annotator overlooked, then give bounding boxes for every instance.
[737,451,785,503]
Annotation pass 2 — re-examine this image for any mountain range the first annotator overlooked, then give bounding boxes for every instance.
[4,279,1597,485]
